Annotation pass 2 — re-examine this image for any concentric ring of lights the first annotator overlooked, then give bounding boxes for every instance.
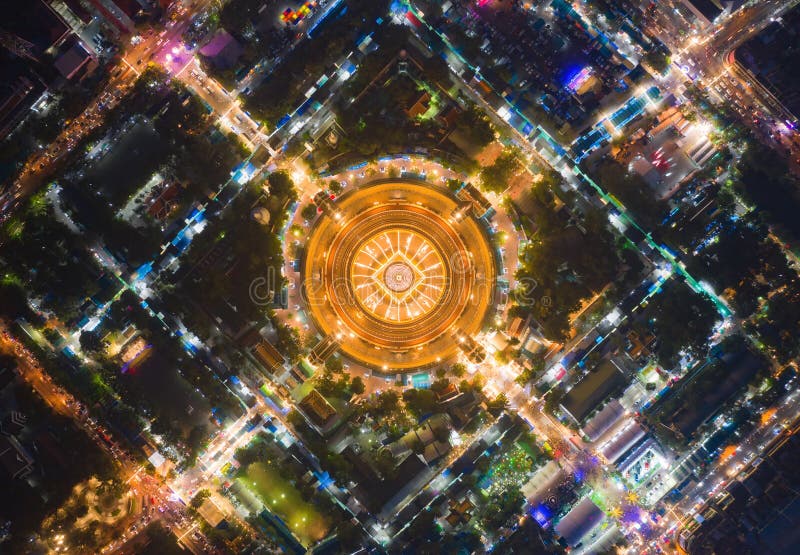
[383,262,415,293]
[302,179,496,370]
[322,202,473,351]
[351,229,445,323]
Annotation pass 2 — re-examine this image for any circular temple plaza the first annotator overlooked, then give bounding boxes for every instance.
[302,179,496,371]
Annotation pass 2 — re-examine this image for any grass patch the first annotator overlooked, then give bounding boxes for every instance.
[240,462,329,546]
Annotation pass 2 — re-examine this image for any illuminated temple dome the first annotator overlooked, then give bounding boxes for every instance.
[302,180,496,371]
[351,228,445,322]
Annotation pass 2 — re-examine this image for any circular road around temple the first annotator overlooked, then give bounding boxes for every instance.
[302,179,496,371]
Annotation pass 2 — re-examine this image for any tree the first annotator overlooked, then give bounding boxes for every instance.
[432,423,450,443]
[234,434,271,467]
[243,0,384,124]
[430,378,451,394]
[315,370,351,399]
[403,388,438,417]
[70,503,90,520]
[374,449,396,478]
[480,150,521,193]
[374,390,400,415]
[644,46,671,75]
[422,54,451,86]
[274,322,302,362]
[267,171,297,203]
[336,520,361,549]
[446,178,462,192]
[0,354,16,372]
[190,489,212,509]
[328,180,343,194]
[487,392,509,414]
[0,280,33,320]
[79,330,104,353]
[406,509,440,543]
[450,363,467,378]
[513,185,619,342]
[69,521,99,552]
[515,358,544,386]
[325,356,344,373]
[459,375,484,393]
[481,487,525,529]
[286,409,305,429]
[301,203,317,221]
[150,418,181,445]
[734,140,800,242]
[683,216,784,318]
[186,425,208,463]
[455,104,494,148]
[544,387,565,416]
[139,522,185,555]
[591,158,667,229]
[643,280,718,368]
[350,376,365,395]
[753,286,800,364]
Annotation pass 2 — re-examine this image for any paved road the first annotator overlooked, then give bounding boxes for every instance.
[669,0,800,164]
[177,58,269,152]
[0,323,208,553]
[669,385,800,518]
[397,2,800,551]
[0,0,216,225]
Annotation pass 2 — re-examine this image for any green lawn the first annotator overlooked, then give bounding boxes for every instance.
[240,462,329,546]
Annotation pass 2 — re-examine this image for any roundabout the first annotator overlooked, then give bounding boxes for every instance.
[302,179,497,371]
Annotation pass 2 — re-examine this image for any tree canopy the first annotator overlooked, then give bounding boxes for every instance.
[480,150,521,194]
